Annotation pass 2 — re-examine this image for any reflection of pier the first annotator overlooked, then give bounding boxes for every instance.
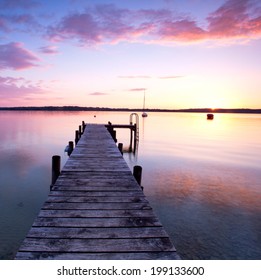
[15,123,179,260]
[105,113,139,154]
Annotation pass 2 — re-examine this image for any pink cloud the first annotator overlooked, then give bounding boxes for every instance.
[0,42,40,70]
[0,76,45,99]
[207,0,261,39]
[48,4,149,45]
[48,12,100,44]
[47,1,261,45]
[158,19,207,41]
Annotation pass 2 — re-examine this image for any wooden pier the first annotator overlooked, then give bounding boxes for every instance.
[15,124,179,260]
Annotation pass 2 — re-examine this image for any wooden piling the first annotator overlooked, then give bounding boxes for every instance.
[118,143,123,155]
[130,128,133,152]
[50,155,60,190]
[75,130,79,144]
[68,141,74,156]
[82,121,86,132]
[111,129,117,142]
[133,165,142,186]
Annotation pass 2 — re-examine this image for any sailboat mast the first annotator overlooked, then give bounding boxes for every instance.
[142,89,148,117]
[143,89,146,110]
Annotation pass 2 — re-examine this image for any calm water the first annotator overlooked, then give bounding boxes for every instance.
[0,111,260,259]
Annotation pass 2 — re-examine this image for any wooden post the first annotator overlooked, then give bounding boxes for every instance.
[68,141,74,156]
[82,121,86,132]
[75,130,79,144]
[107,123,113,136]
[50,155,60,190]
[79,125,82,136]
[112,129,117,142]
[118,143,123,155]
[133,124,137,153]
[133,165,142,185]
[129,128,133,152]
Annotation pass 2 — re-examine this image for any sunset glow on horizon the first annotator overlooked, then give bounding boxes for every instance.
[0,0,261,109]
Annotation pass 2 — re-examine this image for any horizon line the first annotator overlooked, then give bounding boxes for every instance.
[0,106,261,113]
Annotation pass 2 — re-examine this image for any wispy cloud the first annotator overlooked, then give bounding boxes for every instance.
[0,17,10,32]
[0,42,40,70]
[89,92,108,96]
[0,13,42,34]
[118,75,151,79]
[0,76,46,99]
[119,75,182,79]
[159,75,183,79]
[39,45,59,54]
[129,88,146,92]
[46,1,261,46]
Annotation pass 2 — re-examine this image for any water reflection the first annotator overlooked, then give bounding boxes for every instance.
[0,111,260,259]
[127,112,261,259]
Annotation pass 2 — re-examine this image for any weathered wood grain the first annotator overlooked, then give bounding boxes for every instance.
[48,191,145,197]
[45,196,148,203]
[18,237,174,252]
[42,202,152,210]
[15,251,180,260]
[38,209,155,218]
[32,216,162,227]
[26,226,169,239]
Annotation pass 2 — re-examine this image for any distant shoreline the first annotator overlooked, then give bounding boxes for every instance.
[0,106,261,114]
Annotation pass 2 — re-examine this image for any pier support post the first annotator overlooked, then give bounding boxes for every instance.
[118,143,123,155]
[111,129,117,142]
[133,165,142,186]
[107,124,117,142]
[82,121,86,132]
[129,128,133,152]
[133,124,137,153]
[75,130,79,144]
[68,141,74,156]
[79,125,82,136]
[50,155,61,190]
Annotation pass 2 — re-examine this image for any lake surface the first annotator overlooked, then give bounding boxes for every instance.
[0,111,260,259]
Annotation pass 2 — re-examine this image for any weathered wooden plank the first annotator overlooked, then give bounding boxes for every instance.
[54,177,137,184]
[26,226,169,239]
[49,191,145,197]
[52,186,139,191]
[18,237,175,252]
[42,202,152,210]
[15,251,180,260]
[57,171,134,178]
[45,196,148,203]
[38,209,155,218]
[33,217,161,227]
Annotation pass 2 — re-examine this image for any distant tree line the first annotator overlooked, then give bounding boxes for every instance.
[0,106,260,114]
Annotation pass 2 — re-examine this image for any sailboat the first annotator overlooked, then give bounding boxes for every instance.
[142,89,148,117]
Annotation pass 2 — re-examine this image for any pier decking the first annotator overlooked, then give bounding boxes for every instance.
[15,124,179,260]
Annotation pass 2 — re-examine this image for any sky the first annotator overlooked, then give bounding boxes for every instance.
[0,0,261,109]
